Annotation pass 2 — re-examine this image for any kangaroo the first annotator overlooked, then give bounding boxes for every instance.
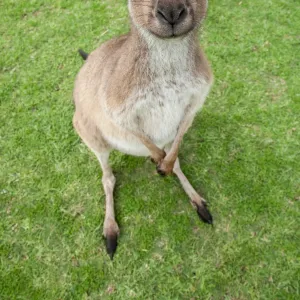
[73,0,213,259]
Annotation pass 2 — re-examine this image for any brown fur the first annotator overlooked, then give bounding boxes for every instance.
[73,0,213,259]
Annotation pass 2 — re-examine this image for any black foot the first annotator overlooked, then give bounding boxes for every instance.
[156,165,166,176]
[150,157,156,164]
[194,201,213,225]
[105,233,118,260]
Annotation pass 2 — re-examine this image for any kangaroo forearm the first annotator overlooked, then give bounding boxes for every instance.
[165,114,195,162]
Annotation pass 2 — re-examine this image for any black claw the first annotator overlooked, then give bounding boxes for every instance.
[105,234,118,260]
[156,165,166,176]
[194,202,213,225]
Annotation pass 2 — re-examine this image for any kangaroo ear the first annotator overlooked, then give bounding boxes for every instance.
[78,49,89,60]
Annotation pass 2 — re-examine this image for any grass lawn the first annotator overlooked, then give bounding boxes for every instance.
[1,0,299,299]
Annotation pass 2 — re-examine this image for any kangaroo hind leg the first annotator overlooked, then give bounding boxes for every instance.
[73,112,119,259]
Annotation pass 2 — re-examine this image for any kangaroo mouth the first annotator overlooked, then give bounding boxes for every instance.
[149,25,194,39]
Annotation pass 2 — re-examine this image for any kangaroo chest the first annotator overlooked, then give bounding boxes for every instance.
[104,35,210,155]
[127,36,206,142]
[107,73,208,157]
[129,74,200,143]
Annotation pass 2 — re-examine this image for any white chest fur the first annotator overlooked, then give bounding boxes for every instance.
[130,74,202,144]
[105,31,210,156]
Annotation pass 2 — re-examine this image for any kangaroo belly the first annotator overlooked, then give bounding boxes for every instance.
[103,95,189,156]
[135,89,190,144]
[103,78,204,156]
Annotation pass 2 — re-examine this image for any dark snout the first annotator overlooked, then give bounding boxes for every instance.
[156,2,188,26]
[151,0,195,38]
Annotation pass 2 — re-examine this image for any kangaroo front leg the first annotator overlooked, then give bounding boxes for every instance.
[94,151,119,260]
[157,112,195,176]
[134,132,166,163]
[173,158,213,224]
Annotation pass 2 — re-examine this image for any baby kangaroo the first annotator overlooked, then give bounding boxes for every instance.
[73,0,213,259]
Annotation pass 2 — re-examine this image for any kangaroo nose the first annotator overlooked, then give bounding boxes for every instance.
[156,3,187,26]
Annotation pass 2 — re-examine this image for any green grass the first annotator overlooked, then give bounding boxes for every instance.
[1,0,299,299]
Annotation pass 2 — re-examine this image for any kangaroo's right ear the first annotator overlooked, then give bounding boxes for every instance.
[78,49,89,60]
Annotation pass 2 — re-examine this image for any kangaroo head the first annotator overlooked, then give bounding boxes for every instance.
[129,0,208,39]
